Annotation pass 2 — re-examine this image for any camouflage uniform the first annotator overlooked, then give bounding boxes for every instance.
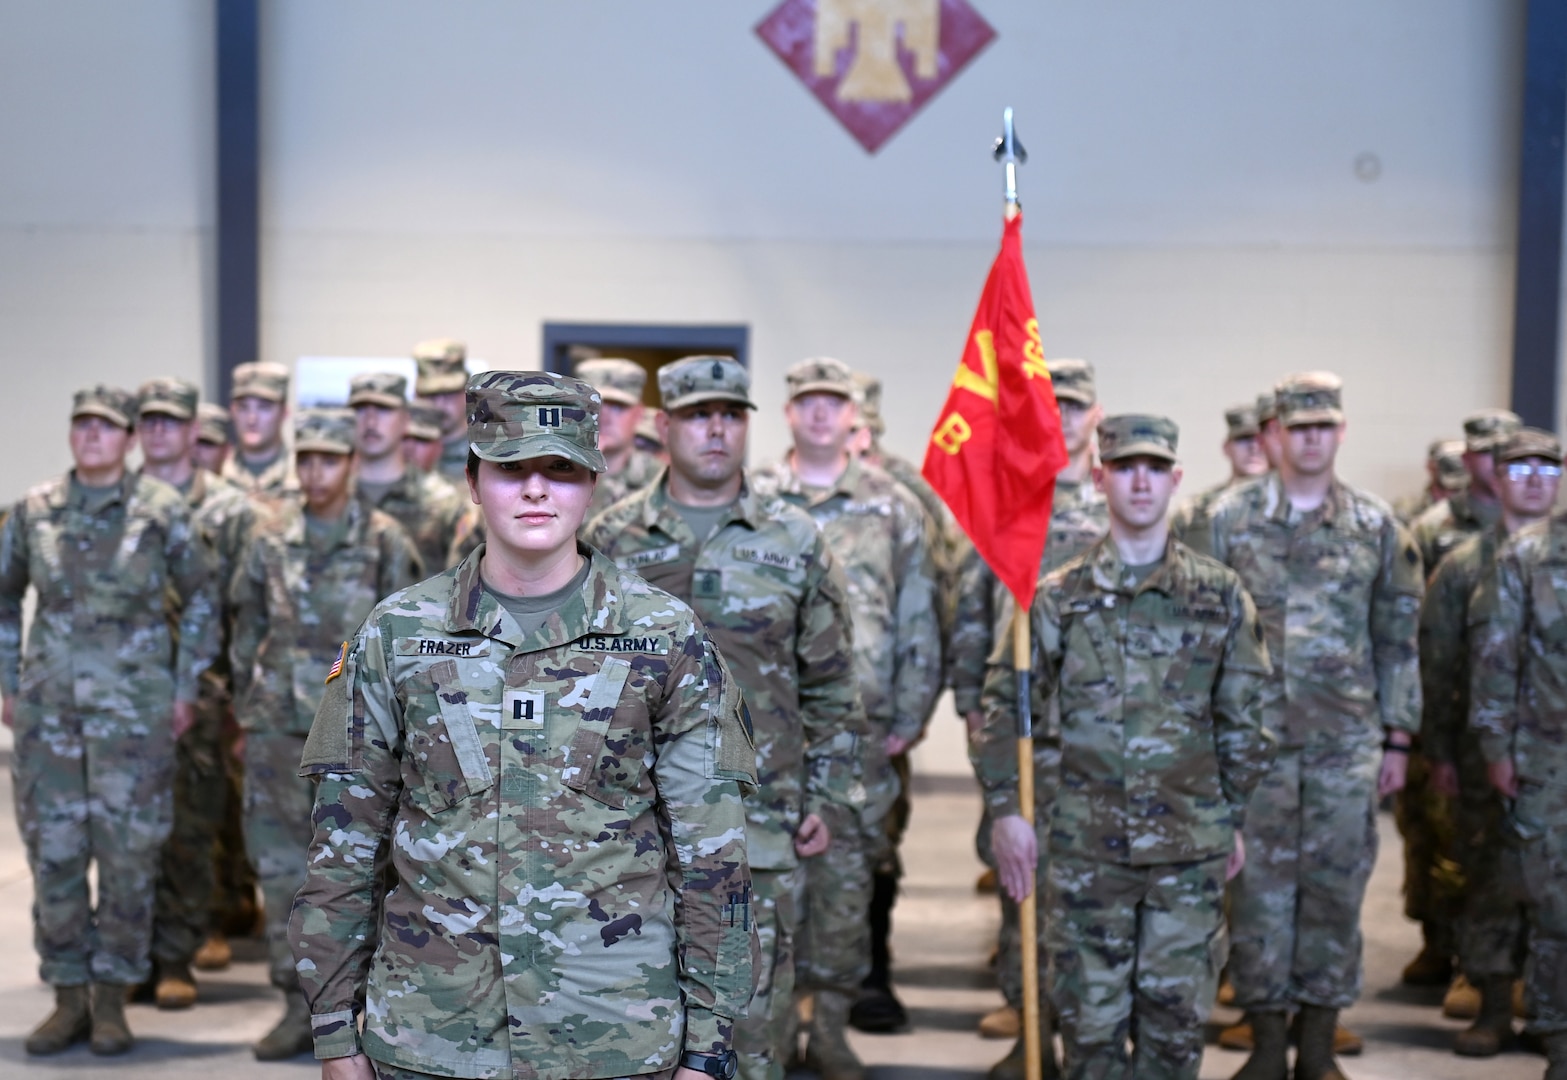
[1206,375,1423,1017]
[2,386,219,988]
[1392,438,1467,525]
[230,411,422,998]
[290,371,756,1078]
[1167,403,1261,552]
[413,338,472,486]
[221,361,297,496]
[575,358,667,524]
[1470,504,1567,1064]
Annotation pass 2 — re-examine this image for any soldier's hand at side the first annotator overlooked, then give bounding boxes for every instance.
[1,698,12,729]
[321,1053,375,1080]
[991,814,1037,903]
[1488,758,1519,798]
[1226,832,1246,881]
[1429,760,1460,799]
[885,732,915,757]
[964,710,984,738]
[171,700,196,740]
[794,813,831,858]
[1377,747,1409,798]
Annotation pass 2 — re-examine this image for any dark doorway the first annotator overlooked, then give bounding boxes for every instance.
[540,323,750,406]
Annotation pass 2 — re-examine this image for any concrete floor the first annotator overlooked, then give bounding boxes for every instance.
[0,707,1545,1080]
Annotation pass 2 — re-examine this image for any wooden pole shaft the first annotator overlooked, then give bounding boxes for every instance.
[1012,603,1041,1080]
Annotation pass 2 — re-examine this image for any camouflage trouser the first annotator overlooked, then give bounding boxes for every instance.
[213,717,257,928]
[1046,854,1227,1080]
[242,731,314,990]
[151,678,228,966]
[1513,788,1567,1036]
[1452,747,1525,980]
[996,741,1060,1011]
[373,1060,677,1080]
[796,801,880,994]
[1394,745,1460,951]
[1229,737,1379,1011]
[738,864,806,1080]
[12,704,175,986]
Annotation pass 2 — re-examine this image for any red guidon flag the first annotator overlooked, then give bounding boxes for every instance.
[922,213,1068,611]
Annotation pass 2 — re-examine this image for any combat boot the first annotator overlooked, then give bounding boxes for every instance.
[24,984,91,1055]
[193,931,232,971]
[253,990,313,1061]
[1292,1004,1348,1080]
[1230,1010,1287,1080]
[977,1003,1020,1039]
[1453,975,1513,1057]
[1399,928,1452,987]
[1546,1032,1567,1080]
[89,983,134,1055]
[1441,973,1480,1020]
[986,1013,1060,1080]
[155,959,198,1009]
[804,990,865,1080]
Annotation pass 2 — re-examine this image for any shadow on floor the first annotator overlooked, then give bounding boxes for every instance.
[895,965,995,992]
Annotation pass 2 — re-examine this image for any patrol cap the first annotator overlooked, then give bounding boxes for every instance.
[786,357,855,400]
[348,372,409,410]
[71,385,136,430]
[294,408,356,454]
[635,411,664,450]
[852,371,885,437]
[406,403,445,442]
[659,356,755,412]
[1428,438,1467,491]
[1256,390,1279,425]
[137,377,199,421]
[1495,427,1564,465]
[1463,408,1522,454]
[466,370,606,473]
[1275,372,1344,427]
[196,403,231,446]
[414,338,468,395]
[1048,359,1096,405]
[1224,403,1261,441]
[231,361,290,403]
[573,358,647,408]
[1098,414,1178,463]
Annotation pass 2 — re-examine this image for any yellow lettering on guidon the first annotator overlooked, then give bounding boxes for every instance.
[932,412,973,455]
[1022,318,1049,380]
[952,329,1000,404]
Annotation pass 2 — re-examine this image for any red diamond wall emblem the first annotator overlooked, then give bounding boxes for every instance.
[756,0,997,154]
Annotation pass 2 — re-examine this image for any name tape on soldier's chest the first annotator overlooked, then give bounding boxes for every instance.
[503,689,546,729]
[616,544,681,570]
[396,637,491,658]
[577,634,669,654]
[733,546,803,572]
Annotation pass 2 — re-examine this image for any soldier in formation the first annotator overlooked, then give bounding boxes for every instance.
[1208,372,1423,1080]
[230,408,421,1059]
[412,338,473,485]
[1169,402,1270,548]
[575,357,664,520]
[6,386,219,1055]
[192,401,234,475]
[981,414,1275,1080]
[402,402,449,476]
[290,371,756,1080]
[586,355,866,1080]
[223,361,296,495]
[1394,438,1468,524]
[751,357,942,1080]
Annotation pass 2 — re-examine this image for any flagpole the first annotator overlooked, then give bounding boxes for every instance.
[995,105,1041,1080]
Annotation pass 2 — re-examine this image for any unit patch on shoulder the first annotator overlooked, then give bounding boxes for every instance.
[394,637,491,658]
[577,634,670,655]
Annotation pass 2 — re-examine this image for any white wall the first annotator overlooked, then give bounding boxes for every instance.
[0,0,1530,504]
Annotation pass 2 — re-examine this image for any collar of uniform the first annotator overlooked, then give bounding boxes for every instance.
[185,467,208,507]
[1260,472,1344,527]
[446,541,626,647]
[356,467,416,506]
[283,495,369,549]
[776,452,862,505]
[1451,488,1502,529]
[641,476,759,543]
[1086,535,1182,596]
[61,469,134,510]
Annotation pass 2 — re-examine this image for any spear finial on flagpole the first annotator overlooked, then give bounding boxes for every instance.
[994,106,1028,215]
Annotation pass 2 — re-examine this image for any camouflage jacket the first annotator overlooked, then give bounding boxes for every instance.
[750,455,942,743]
[1169,477,1240,554]
[230,497,420,734]
[1411,488,1500,574]
[1419,525,1500,765]
[0,470,218,707]
[356,466,473,575]
[172,468,253,683]
[1393,487,1437,526]
[436,433,469,486]
[949,477,1109,714]
[585,448,664,523]
[878,451,971,658]
[289,545,757,1077]
[1207,473,1423,745]
[221,448,295,495]
[584,475,866,870]
[977,537,1276,864]
[1469,515,1567,780]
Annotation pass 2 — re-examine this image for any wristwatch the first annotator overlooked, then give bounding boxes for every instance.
[680,1049,738,1079]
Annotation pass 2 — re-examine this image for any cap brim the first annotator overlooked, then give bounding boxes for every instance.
[139,403,194,421]
[406,424,442,441]
[349,392,407,410]
[596,389,642,407]
[789,382,853,400]
[663,391,757,412]
[294,440,353,455]
[197,430,229,445]
[416,376,468,396]
[1052,389,1096,406]
[232,387,286,403]
[1497,449,1565,465]
[72,404,131,428]
[1281,408,1343,427]
[470,433,607,474]
[1226,425,1261,440]
[1100,442,1177,464]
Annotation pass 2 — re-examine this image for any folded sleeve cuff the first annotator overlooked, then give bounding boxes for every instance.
[683,1004,731,1055]
[310,1009,361,1060]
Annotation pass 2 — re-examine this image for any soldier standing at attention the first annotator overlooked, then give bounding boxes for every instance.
[193,402,234,475]
[3,386,218,1056]
[1421,428,1562,1058]
[586,356,866,1080]
[1208,372,1423,1080]
[1410,410,1521,571]
[290,371,756,1080]
[1470,434,1567,1080]
[135,378,252,1010]
[349,371,471,574]
[1169,403,1269,549]
[980,414,1275,1080]
[950,358,1109,1049]
[1394,439,1468,525]
[402,403,450,478]
[230,409,421,1060]
[411,338,472,485]
[575,357,664,520]
[751,357,941,1080]
[223,361,296,495]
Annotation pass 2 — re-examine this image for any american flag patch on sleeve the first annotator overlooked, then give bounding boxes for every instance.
[325,641,349,684]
